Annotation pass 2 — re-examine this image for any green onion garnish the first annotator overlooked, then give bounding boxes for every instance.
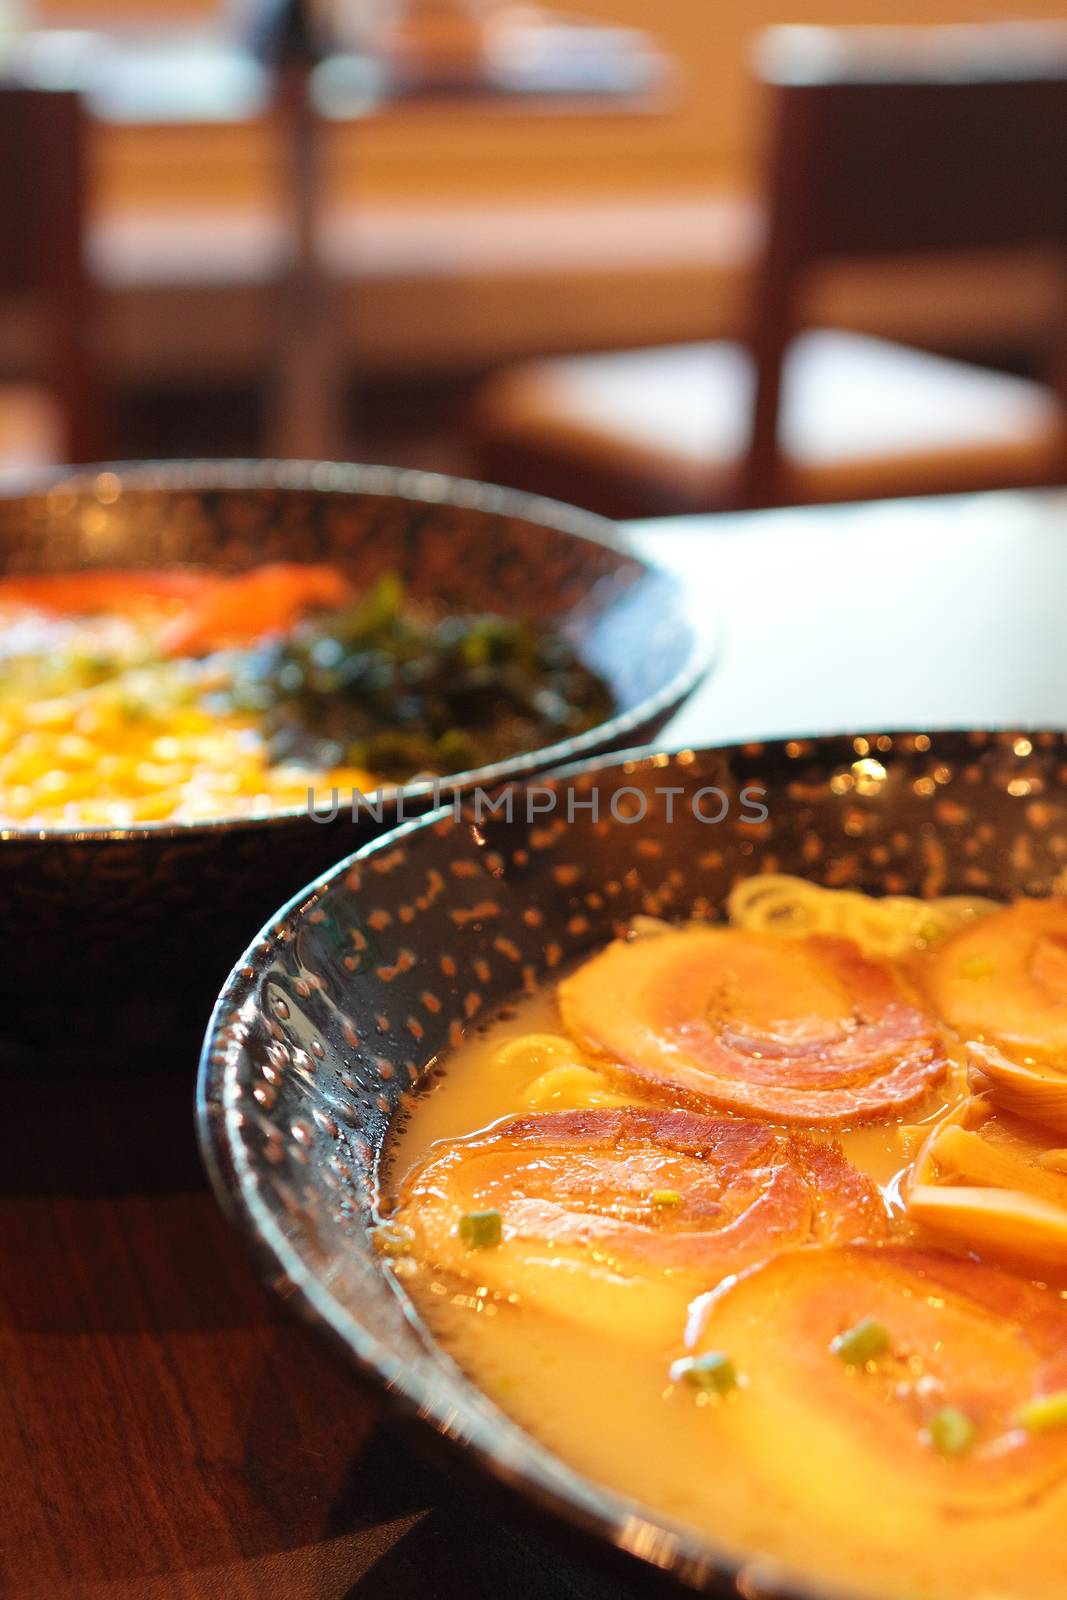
[458,1209,502,1249]
[1016,1389,1067,1434]
[928,1406,976,1455]
[831,1317,891,1365]
[670,1352,738,1394]
[651,1189,682,1208]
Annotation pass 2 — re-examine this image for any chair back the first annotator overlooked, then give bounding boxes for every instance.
[745,24,1067,504]
[0,84,107,463]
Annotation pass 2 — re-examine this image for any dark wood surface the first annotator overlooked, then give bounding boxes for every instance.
[8,488,1067,1599]
[1,1066,625,1600]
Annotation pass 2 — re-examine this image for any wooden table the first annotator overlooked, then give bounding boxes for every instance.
[7,487,1067,1599]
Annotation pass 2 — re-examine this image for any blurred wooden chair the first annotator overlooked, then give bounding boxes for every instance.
[0,84,109,477]
[474,24,1067,517]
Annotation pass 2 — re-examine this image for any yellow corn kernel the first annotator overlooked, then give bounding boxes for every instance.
[36,768,106,802]
[4,743,51,786]
[23,698,75,730]
[131,761,192,793]
[171,708,214,736]
[149,735,184,762]
[1,785,36,820]
[74,704,122,740]
[55,734,99,768]
[129,789,184,821]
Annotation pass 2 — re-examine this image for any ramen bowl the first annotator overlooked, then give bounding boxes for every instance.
[198,730,1066,1599]
[0,461,707,1066]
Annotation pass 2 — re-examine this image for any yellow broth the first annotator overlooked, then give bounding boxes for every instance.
[383,927,1067,1600]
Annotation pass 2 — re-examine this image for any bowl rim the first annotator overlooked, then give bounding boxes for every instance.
[0,458,714,845]
[197,730,1026,1600]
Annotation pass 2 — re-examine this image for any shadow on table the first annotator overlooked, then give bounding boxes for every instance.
[0,1046,204,1195]
[329,1425,660,1600]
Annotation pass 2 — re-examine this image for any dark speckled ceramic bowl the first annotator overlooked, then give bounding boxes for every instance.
[0,461,709,1065]
[198,730,1063,1600]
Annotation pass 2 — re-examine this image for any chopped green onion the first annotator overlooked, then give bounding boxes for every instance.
[831,1317,891,1365]
[670,1352,738,1394]
[917,919,943,946]
[651,1189,682,1208]
[371,1221,415,1257]
[928,1406,976,1455]
[959,955,994,980]
[240,571,614,784]
[1016,1389,1067,1434]
[459,1209,502,1249]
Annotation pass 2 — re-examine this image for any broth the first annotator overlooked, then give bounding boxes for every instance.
[383,900,1067,1600]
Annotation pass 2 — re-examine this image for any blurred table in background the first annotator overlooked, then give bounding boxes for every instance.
[245,1,673,458]
[3,17,673,457]
[5,487,1067,1600]
[5,18,1060,444]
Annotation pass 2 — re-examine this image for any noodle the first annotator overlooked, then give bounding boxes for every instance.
[726,873,997,959]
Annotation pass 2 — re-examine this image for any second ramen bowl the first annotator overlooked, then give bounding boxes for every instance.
[198,729,1061,1599]
[0,461,707,1066]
